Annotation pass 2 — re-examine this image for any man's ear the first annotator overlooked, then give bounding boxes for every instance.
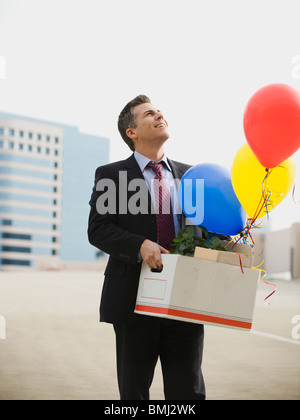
[126,127,137,140]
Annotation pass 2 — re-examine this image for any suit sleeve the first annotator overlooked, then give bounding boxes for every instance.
[88,166,147,265]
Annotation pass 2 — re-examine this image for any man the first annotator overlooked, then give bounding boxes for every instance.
[88,95,205,400]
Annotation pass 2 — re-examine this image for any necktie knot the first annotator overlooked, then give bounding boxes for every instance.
[147,161,163,179]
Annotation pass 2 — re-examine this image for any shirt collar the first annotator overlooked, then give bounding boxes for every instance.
[134,150,172,173]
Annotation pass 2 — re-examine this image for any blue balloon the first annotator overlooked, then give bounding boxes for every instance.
[178,163,246,236]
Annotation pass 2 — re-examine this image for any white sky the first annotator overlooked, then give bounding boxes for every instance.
[0,0,299,231]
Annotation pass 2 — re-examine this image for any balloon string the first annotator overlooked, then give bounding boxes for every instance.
[251,261,277,305]
[292,184,298,203]
[289,174,298,205]
[238,253,244,274]
[227,164,297,304]
[236,164,296,247]
[227,169,276,302]
[231,168,273,248]
[277,164,298,204]
[226,236,277,304]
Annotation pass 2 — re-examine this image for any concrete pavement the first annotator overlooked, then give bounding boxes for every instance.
[0,270,299,400]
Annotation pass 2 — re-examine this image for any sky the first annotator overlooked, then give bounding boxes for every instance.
[0,0,299,231]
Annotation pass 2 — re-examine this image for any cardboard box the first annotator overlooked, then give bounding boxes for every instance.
[135,254,260,331]
[194,243,253,268]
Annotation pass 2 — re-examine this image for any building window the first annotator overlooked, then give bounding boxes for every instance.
[0,140,3,149]
[54,149,59,156]
[0,128,4,135]
[1,220,12,226]
[55,137,59,144]
[28,132,33,139]
[37,134,42,140]
[46,148,50,155]
[1,259,31,266]
[46,135,50,142]
[19,130,24,137]
[2,246,31,253]
[8,141,14,149]
[28,145,32,152]
[37,146,41,153]
[19,143,24,150]
[8,128,14,136]
[2,233,31,240]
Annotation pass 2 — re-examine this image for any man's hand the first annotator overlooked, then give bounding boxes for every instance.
[140,239,169,270]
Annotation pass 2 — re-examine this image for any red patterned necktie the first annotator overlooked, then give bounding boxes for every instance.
[147,161,175,251]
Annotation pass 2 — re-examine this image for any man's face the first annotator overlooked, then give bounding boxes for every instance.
[130,102,169,146]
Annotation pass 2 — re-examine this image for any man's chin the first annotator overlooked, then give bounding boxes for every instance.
[160,132,170,142]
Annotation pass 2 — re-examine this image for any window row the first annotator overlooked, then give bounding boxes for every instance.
[0,166,60,182]
[0,259,31,266]
[0,140,59,156]
[0,127,60,144]
[0,232,58,243]
[0,205,59,218]
[0,245,57,255]
[0,218,59,230]
[0,152,60,169]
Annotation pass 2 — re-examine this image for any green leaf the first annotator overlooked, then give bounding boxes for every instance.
[171,226,227,257]
[199,225,208,240]
[196,238,206,247]
[204,236,221,249]
[216,244,227,251]
[182,226,194,240]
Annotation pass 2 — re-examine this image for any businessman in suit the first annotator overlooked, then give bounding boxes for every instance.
[88,95,205,400]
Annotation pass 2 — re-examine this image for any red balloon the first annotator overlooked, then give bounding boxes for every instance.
[243,83,300,168]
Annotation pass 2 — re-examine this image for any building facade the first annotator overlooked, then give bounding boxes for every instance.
[0,112,109,270]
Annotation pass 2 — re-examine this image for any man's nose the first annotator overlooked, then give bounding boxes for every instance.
[155,111,164,120]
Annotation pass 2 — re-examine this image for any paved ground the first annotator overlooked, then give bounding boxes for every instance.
[0,269,299,400]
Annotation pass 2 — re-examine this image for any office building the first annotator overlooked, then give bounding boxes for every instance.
[0,112,109,270]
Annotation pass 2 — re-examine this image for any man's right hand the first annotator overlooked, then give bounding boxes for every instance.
[140,239,169,270]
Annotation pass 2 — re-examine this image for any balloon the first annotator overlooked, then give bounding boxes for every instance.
[243,83,300,168]
[178,163,246,236]
[231,143,296,219]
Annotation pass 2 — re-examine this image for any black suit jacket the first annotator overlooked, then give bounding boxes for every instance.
[88,154,191,324]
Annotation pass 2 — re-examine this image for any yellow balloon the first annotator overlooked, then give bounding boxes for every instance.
[231,143,296,219]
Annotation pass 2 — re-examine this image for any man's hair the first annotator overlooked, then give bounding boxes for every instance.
[118,94,151,151]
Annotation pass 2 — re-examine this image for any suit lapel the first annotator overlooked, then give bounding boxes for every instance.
[167,158,193,231]
[123,154,144,179]
[167,159,190,180]
[123,154,153,214]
